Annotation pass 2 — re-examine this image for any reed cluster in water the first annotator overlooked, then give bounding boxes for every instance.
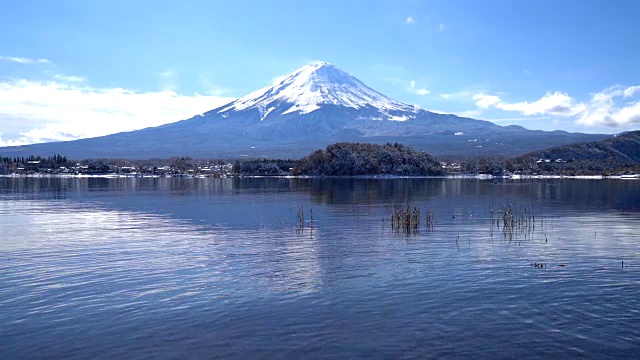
[425,209,434,231]
[391,205,435,233]
[294,206,314,230]
[490,203,536,241]
[296,206,305,228]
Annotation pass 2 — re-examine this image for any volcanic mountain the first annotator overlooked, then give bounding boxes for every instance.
[0,62,609,159]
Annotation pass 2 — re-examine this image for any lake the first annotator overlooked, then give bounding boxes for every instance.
[1,177,639,358]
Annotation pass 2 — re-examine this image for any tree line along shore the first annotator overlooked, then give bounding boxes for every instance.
[2,138,639,177]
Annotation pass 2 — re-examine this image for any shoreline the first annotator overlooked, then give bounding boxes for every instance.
[1,173,638,180]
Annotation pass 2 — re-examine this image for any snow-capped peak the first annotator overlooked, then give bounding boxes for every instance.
[219,62,416,119]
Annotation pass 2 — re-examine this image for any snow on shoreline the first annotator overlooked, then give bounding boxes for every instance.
[2,173,638,180]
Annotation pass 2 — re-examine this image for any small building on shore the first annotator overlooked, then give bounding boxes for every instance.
[25,161,41,172]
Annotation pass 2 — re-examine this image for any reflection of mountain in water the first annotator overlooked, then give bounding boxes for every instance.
[291,178,444,205]
[293,178,640,212]
[2,176,638,297]
[1,177,639,218]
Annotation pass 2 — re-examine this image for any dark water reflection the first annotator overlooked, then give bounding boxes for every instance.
[1,177,639,358]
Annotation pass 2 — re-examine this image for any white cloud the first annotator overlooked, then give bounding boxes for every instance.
[54,74,86,82]
[0,133,28,147]
[497,92,585,116]
[438,23,448,32]
[470,85,640,129]
[0,56,51,64]
[439,90,474,100]
[473,94,501,108]
[623,86,640,98]
[406,17,415,24]
[0,79,235,146]
[483,116,555,123]
[577,86,640,127]
[454,109,482,118]
[473,92,584,116]
[429,108,482,118]
[408,80,430,96]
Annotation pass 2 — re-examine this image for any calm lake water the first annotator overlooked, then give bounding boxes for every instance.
[1,177,639,359]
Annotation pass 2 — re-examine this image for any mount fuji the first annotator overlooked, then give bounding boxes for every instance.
[0,62,608,159]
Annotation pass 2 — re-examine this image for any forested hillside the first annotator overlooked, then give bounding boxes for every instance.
[506,131,640,175]
[293,142,445,176]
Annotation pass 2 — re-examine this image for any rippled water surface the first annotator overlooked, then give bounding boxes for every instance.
[1,177,639,358]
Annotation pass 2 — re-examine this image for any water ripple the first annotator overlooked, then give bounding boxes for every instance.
[1,179,639,358]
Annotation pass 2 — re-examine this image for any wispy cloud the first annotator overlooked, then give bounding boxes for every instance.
[0,79,235,146]
[473,94,501,109]
[438,23,448,32]
[454,109,482,118]
[408,80,430,96]
[429,108,482,118]
[484,116,555,123]
[156,70,174,78]
[198,72,231,96]
[53,74,86,82]
[0,56,51,64]
[154,69,179,91]
[406,16,415,24]
[439,90,474,100]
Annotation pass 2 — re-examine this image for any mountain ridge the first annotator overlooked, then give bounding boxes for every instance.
[0,62,612,159]
[511,130,640,168]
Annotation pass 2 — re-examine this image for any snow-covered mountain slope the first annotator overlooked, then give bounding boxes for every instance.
[218,62,417,120]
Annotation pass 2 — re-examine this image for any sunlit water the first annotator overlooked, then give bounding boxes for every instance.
[1,177,639,358]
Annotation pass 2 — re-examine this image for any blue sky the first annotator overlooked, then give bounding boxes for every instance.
[1,0,639,146]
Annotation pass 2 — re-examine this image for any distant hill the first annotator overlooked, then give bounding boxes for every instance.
[293,142,445,176]
[0,62,609,159]
[508,131,640,175]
